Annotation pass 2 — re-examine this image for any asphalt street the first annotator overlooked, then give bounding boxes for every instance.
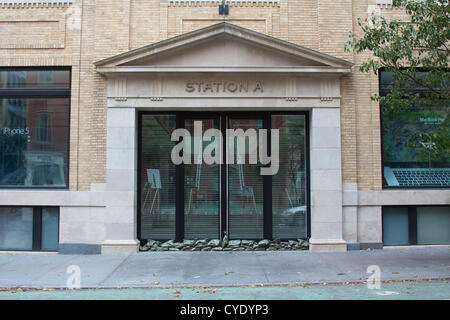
[0,279,448,300]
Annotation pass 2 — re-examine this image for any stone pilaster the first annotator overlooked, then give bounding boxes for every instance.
[309,107,347,252]
[102,106,139,254]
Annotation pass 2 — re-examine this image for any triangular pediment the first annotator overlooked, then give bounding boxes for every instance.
[95,22,352,73]
[123,35,327,67]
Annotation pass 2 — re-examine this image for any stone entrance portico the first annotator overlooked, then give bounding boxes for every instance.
[95,22,353,253]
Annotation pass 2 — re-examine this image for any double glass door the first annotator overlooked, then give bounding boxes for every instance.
[139,112,308,242]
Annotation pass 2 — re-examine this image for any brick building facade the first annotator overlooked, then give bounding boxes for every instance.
[0,0,448,253]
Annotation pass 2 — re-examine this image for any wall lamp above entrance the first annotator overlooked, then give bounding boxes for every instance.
[219,1,229,15]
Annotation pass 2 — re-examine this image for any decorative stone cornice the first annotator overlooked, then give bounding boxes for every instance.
[168,1,279,8]
[376,0,392,4]
[377,4,394,10]
[0,0,73,9]
[375,0,402,10]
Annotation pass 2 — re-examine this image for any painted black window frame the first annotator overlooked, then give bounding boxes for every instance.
[379,69,449,189]
[137,111,311,244]
[0,67,72,189]
[0,206,60,252]
[382,205,450,246]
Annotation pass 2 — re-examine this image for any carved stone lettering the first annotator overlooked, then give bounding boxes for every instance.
[185,80,264,93]
[227,81,237,92]
[185,82,195,92]
[253,81,264,93]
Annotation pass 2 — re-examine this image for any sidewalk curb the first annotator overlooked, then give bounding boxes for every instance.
[1,277,448,291]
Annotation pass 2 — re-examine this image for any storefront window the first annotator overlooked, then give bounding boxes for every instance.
[228,118,265,239]
[139,112,309,242]
[41,207,59,250]
[0,69,70,188]
[382,206,450,245]
[272,115,307,239]
[140,114,177,240]
[416,207,450,245]
[0,207,33,250]
[184,118,220,240]
[0,206,59,251]
[382,207,409,245]
[380,71,449,188]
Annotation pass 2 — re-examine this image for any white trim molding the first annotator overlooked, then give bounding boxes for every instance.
[168,1,279,8]
[0,0,73,8]
[376,0,395,9]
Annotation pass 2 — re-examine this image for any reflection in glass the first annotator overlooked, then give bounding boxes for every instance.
[382,105,449,187]
[272,115,307,239]
[184,119,220,239]
[380,71,449,187]
[138,113,311,241]
[0,70,70,89]
[0,98,69,187]
[228,119,264,239]
[140,115,177,240]
[0,207,33,250]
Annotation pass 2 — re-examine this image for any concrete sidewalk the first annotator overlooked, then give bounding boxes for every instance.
[0,247,448,289]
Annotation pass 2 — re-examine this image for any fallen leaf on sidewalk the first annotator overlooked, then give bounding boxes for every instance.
[10,288,23,293]
[375,291,400,296]
[196,287,219,294]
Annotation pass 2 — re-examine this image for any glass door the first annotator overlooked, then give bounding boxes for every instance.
[271,114,307,239]
[183,117,221,239]
[139,114,177,240]
[138,112,309,242]
[227,117,265,239]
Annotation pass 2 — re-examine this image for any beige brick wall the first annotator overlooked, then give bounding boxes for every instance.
[349,0,381,191]
[0,0,406,192]
[166,2,280,37]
